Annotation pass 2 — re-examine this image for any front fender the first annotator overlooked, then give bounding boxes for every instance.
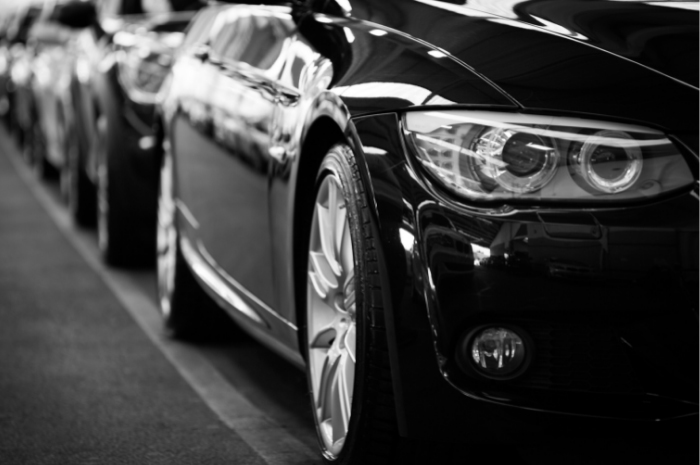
[350,112,490,442]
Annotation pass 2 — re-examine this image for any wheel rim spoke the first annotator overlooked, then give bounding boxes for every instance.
[343,269,356,315]
[339,216,352,281]
[334,203,347,257]
[337,350,354,425]
[330,358,348,443]
[310,326,336,349]
[317,180,343,276]
[317,351,339,417]
[316,342,352,445]
[309,251,338,295]
[344,324,357,364]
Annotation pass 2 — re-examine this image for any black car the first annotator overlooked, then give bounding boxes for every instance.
[65,0,200,265]
[155,0,698,463]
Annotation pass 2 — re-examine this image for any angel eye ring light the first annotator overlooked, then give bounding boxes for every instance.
[404,111,693,203]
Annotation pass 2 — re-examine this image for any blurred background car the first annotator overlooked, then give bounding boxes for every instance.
[25,0,96,181]
[63,0,201,266]
[0,13,15,123]
[3,3,41,153]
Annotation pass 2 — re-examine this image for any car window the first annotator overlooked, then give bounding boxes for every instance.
[217,14,254,64]
[180,7,219,51]
[211,18,236,57]
[210,9,292,72]
[238,13,290,71]
[142,0,172,14]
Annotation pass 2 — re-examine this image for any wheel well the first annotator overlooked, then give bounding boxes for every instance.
[293,117,346,351]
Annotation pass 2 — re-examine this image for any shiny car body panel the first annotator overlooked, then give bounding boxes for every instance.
[158,0,698,443]
[333,0,699,145]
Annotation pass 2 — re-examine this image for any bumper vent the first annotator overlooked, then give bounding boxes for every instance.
[513,321,643,394]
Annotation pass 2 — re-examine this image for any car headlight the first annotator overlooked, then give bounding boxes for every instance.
[404,111,694,202]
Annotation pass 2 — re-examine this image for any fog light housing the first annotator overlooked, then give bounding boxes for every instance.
[460,326,531,380]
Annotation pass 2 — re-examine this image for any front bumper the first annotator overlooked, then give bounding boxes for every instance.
[352,112,698,444]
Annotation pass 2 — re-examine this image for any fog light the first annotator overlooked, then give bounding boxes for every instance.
[470,327,527,378]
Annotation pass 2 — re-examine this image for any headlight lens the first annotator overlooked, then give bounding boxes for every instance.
[404,111,694,202]
[568,129,642,194]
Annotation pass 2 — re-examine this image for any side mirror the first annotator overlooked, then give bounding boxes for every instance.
[193,43,210,61]
[52,1,97,29]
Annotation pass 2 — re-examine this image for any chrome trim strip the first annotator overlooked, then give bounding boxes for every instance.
[176,200,200,229]
[197,243,298,332]
[180,235,267,327]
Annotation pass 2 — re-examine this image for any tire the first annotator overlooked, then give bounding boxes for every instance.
[305,144,400,464]
[156,149,232,341]
[28,113,56,180]
[62,117,96,227]
[95,98,155,267]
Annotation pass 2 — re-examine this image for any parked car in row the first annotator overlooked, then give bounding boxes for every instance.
[1,0,98,187]
[0,13,15,122]
[26,0,97,183]
[3,4,42,154]
[2,0,203,260]
[56,0,201,266]
[152,0,698,463]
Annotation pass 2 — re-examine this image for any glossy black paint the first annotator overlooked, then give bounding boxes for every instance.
[160,0,699,445]
[351,111,697,440]
[335,0,699,147]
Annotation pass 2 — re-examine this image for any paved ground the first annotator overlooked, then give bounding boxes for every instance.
[0,132,276,464]
[0,126,696,465]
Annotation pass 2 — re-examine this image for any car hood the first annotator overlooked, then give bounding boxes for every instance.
[421,0,699,88]
[333,0,698,140]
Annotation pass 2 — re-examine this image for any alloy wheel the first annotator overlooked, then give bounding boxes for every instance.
[307,173,357,458]
[57,106,71,201]
[156,153,177,319]
[64,137,80,217]
[95,115,109,253]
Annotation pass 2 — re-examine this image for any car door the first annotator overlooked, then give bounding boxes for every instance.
[175,6,293,314]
